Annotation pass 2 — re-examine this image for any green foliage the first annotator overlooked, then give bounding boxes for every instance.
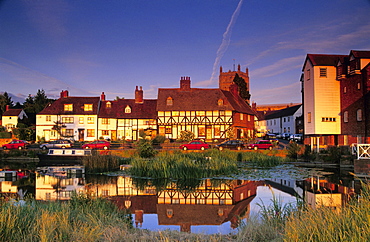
[233,73,251,100]
[152,135,166,145]
[12,125,35,141]
[0,131,11,138]
[178,130,195,142]
[23,89,52,114]
[137,139,157,158]
[0,92,13,116]
[287,141,301,159]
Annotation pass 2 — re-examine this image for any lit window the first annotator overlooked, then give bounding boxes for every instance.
[240,113,243,120]
[84,104,93,111]
[166,97,173,106]
[79,117,84,124]
[344,87,347,93]
[357,109,362,121]
[344,111,348,123]
[165,126,172,134]
[61,129,73,137]
[102,130,109,135]
[308,112,311,123]
[87,129,95,137]
[62,117,74,123]
[46,116,51,121]
[87,117,94,124]
[319,68,327,78]
[125,105,131,113]
[106,101,111,108]
[102,118,109,125]
[64,104,73,111]
[218,99,224,106]
[357,82,361,90]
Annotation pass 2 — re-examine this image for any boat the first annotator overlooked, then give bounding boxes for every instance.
[37,148,92,166]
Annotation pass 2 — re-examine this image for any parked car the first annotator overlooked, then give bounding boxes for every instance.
[2,140,30,150]
[281,133,291,140]
[39,140,72,150]
[82,140,111,150]
[264,134,279,145]
[179,140,210,151]
[289,134,303,142]
[215,140,245,150]
[247,140,273,150]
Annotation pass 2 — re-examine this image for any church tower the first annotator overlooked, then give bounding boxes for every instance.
[219,64,250,103]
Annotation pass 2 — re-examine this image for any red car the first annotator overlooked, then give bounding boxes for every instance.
[179,140,210,151]
[247,140,273,150]
[82,140,111,150]
[2,140,30,150]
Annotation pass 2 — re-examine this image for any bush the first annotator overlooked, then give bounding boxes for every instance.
[0,132,11,138]
[152,135,166,145]
[287,141,301,159]
[178,130,195,142]
[137,139,157,158]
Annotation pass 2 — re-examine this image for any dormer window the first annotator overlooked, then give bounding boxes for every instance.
[106,101,111,108]
[166,97,173,106]
[218,99,224,106]
[64,104,73,111]
[84,104,93,111]
[125,105,131,113]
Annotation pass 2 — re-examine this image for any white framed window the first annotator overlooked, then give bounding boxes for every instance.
[166,97,173,106]
[64,104,73,111]
[357,109,362,121]
[343,111,348,123]
[84,104,93,111]
[87,117,94,124]
[79,117,84,124]
[125,105,131,113]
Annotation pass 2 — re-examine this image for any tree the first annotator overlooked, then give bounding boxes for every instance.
[233,74,251,101]
[0,92,14,116]
[23,89,52,114]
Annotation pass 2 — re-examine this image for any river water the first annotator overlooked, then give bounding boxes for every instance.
[0,162,360,234]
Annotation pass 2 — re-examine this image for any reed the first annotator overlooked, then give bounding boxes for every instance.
[0,194,132,242]
[283,182,370,241]
[82,152,121,173]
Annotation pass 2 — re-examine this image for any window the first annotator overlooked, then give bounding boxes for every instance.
[61,129,73,137]
[84,104,93,111]
[288,117,290,122]
[46,116,51,121]
[166,97,173,106]
[343,111,348,123]
[87,117,94,124]
[283,118,286,122]
[172,111,179,116]
[344,87,347,93]
[87,129,95,137]
[219,110,225,116]
[357,82,361,90]
[62,117,74,123]
[196,111,205,116]
[240,113,243,120]
[308,112,311,123]
[64,104,73,111]
[319,68,327,78]
[198,126,205,136]
[106,101,111,108]
[357,109,362,121]
[102,118,109,125]
[165,126,172,134]
[218,99,224,106]
[79,117,84,124]
[125,105,131,113]
[102,130,109,136]
[321,117,336,122]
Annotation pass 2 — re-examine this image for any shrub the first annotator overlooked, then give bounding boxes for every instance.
[178,130,195,142]
[287,141,301,159]
[137,139,157,158]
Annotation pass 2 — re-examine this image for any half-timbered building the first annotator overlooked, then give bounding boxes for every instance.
[157,76,255,141]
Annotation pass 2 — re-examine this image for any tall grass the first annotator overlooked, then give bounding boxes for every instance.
[283,181,370,241]
[0,193,132,242]
[82,152,121,173]
[128,150,238,179]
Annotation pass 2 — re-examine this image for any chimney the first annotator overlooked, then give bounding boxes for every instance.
[5,105,9,111]
[60,90,69,98]
[101,92,106,101]
[180,76,191,91]
[135,86,143,103]
[230,83,239,97]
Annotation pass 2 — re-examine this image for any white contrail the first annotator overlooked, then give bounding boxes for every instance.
[210,0,244,83]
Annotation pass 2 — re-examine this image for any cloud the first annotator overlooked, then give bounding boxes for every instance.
[22,0,70,40]
[251,55,304,78]
[209,0,244,84]
[0,57,88,99]
[252,82,301,105]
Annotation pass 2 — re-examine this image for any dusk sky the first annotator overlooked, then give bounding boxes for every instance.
[1,0,370,104]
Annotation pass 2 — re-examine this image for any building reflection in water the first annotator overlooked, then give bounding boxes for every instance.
[0,166,360,233]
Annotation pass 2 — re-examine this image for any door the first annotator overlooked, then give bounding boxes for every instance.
[78,129,84,141]
[111,130,117,141]
[206,126,212,140]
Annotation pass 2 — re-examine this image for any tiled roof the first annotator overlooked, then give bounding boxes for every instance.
[99,99,157,119]
[264,104,302,120]
[157,88,255,115]
[305,54,347,69]
[350,50,370,58]
[38,97,101,115]
[2,109,23,117]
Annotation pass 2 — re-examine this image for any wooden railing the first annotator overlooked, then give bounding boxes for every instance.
[352,144,370,160]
